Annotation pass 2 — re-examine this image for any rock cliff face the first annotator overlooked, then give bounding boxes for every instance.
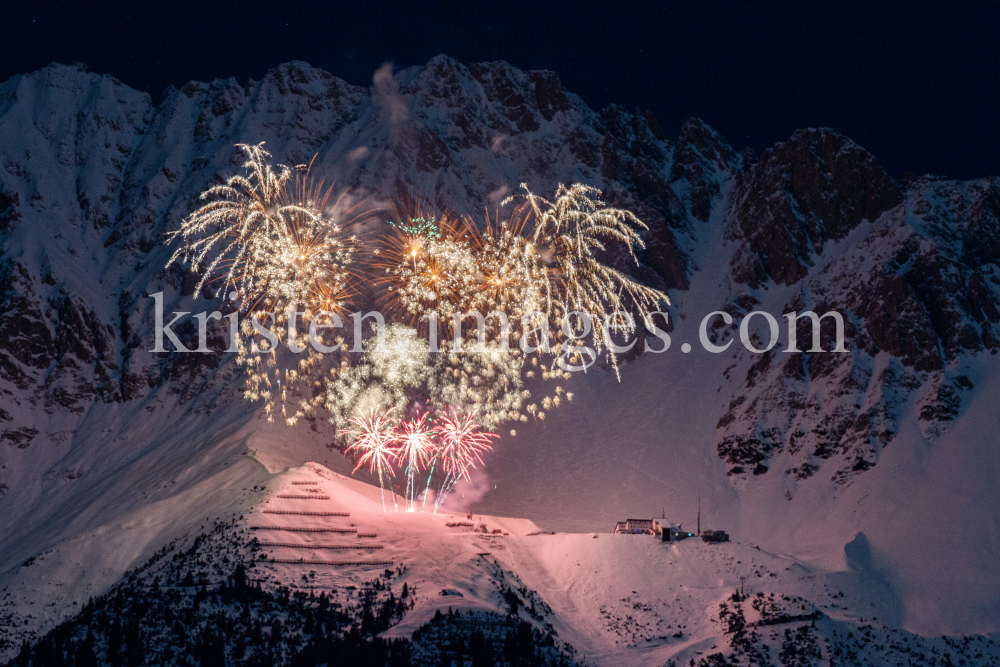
[714,148,999,485]
[726,128,903,288]
[1,56,997,487]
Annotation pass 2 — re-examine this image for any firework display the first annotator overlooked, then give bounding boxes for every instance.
[167,143,357,318]
[167,144,670,511]
[393,413,436,510]
[339,406,399,511]
[433,411,498,510]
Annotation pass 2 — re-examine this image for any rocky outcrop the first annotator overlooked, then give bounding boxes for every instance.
[726,128,902,288]
[670,117,741,222]
[714,172,1000,486]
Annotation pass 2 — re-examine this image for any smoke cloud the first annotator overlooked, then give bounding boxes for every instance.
[372,62,409,139]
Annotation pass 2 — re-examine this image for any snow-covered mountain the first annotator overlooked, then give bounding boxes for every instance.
[1,56,999,661]
[10,466,1000,667]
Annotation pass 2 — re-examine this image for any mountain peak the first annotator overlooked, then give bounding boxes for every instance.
[726,125,902,287]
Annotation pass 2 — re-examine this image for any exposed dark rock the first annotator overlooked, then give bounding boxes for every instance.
[0,185,19,234]
[528,70,572,122]
[727,128,903,288]
[670,117,739,222]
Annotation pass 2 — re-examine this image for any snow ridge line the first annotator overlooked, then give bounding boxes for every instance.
[262,510,351,516]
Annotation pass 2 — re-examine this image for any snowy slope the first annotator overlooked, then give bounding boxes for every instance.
[1,55,999,658]
[254,468,1000,666]
[12,466,1000,666]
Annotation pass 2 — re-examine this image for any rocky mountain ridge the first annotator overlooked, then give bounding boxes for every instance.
[3,56,995,481]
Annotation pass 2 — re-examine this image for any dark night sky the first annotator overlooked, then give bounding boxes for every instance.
[3,1,999,180]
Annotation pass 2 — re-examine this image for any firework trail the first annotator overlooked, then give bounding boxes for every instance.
[338,406,399,511]
[434,411,498,510]
[515,182,669,379]
[392,413,437,511]
[421,452,438,512]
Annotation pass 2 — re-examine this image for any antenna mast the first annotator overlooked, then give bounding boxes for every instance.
[697,494,701,536]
